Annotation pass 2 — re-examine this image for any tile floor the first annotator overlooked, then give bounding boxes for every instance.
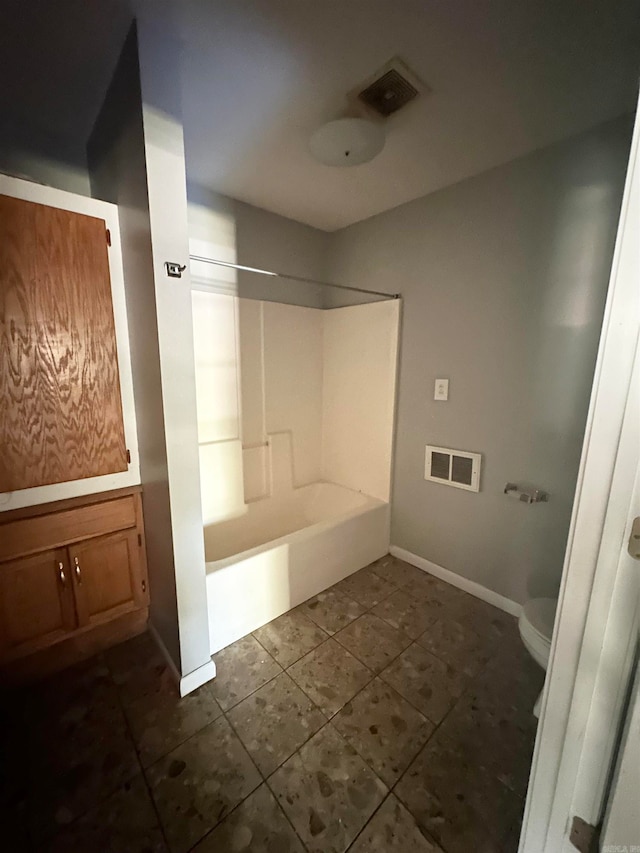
[0,555,543,853]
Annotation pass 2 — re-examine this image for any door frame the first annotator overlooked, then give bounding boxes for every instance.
[520,94,640,852]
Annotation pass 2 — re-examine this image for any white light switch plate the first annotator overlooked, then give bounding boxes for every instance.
[434,378,449,401]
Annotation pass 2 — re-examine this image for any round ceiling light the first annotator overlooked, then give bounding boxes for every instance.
[309,117,385,167]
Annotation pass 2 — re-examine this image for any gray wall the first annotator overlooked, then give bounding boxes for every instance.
[0,129,91,195]
[328,117,631,605]
[87,26,181,669]
[187,183,330,308]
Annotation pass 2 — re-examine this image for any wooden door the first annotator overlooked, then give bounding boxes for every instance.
[69,530,147,628]
[0,548,77,661]
[0,194,127,492]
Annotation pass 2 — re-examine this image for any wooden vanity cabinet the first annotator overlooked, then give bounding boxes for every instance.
[0,487,149,670]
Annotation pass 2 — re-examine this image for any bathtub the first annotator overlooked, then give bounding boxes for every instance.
[204,481,389,654]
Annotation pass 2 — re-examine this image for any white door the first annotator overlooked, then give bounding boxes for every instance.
[600,661,640,850]
[520,89,640,853]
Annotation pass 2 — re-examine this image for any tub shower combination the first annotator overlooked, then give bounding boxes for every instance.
[189,251,400,654]
[204,464,390,653]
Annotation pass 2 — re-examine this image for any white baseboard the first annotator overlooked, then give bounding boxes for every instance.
[389,545,522,618]
[179,659,217,698]
[149,622,217,697]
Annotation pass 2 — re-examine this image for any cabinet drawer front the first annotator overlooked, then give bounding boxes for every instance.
[0,497,136,562]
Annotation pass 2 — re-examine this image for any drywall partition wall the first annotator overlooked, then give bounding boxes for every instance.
[322,300,400,502]
[87,26,180,672]
[0,146,90,196]
[136,19,214,689]
[328,116,631,606]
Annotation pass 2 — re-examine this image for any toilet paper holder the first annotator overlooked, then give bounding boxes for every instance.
[504,483,549,504]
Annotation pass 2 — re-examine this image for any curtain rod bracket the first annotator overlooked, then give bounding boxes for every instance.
[165,261,187,278]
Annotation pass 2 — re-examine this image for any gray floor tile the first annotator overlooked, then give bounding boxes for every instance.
[227,672,325,776]
[367,555,427,588]
[502,812,524,853]
[288,638,373,717]
[2,802,30,853]
[145,716,261,853]
[395,731,522,853]
[1,566,536,853]
[29,700,140,841]
[371,589,443,639]
[333,678,434,787]
[473,638,545,712]
[210,635,281,711]
[192,783,305,853]
[394,571,459,608]
[254,609,328,668]
[27,656,125,780]
[349,794,444,852]
[45,774,167,853]
[123,677,222,767]
[268,723,387,853]
[0,689,29,809]
[332,568,397,609]
[105,632,170,706]
[440,688,538,796]
[299,588,365,634]
[334,613,412,673]
[417,617,495,677]
[447,594,515,641]
[379,642,467,723]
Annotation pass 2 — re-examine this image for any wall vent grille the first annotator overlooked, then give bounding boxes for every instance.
[424,445,481,492]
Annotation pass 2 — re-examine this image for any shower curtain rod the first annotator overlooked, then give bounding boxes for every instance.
[189,255,401,300]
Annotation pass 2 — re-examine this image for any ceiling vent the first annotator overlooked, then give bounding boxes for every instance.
[356,58,425,118]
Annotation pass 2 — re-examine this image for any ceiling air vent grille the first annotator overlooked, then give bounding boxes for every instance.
[357,65,420,117]
[424,445,481,493]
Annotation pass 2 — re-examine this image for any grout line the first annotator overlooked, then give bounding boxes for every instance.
[199,562,526,851]
[263,774,314,853]
[212,634,285,714]
[143,560,520,850]
[104,656,173,852]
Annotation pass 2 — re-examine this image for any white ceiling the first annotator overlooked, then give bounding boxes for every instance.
[1,1,638,231]
[177,0,640,230]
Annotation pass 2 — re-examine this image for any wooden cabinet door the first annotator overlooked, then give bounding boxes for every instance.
[0,194,127,491]
[0,549,77,661]
[69,530,146,628]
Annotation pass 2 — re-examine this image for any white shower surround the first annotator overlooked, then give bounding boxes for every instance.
[190,251,399,654]
[205,480,389,654]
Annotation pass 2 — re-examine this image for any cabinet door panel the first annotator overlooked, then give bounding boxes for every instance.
[70,530,143,627]
[0,194,127,491]
[0,549,77,660]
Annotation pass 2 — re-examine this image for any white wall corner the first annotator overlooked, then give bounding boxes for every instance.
[149,620,216,696]
[390,545,522,617]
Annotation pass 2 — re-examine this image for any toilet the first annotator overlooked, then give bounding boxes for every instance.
[518,597,558,717]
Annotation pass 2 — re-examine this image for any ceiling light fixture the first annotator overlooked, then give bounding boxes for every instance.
[309,117,385,167]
